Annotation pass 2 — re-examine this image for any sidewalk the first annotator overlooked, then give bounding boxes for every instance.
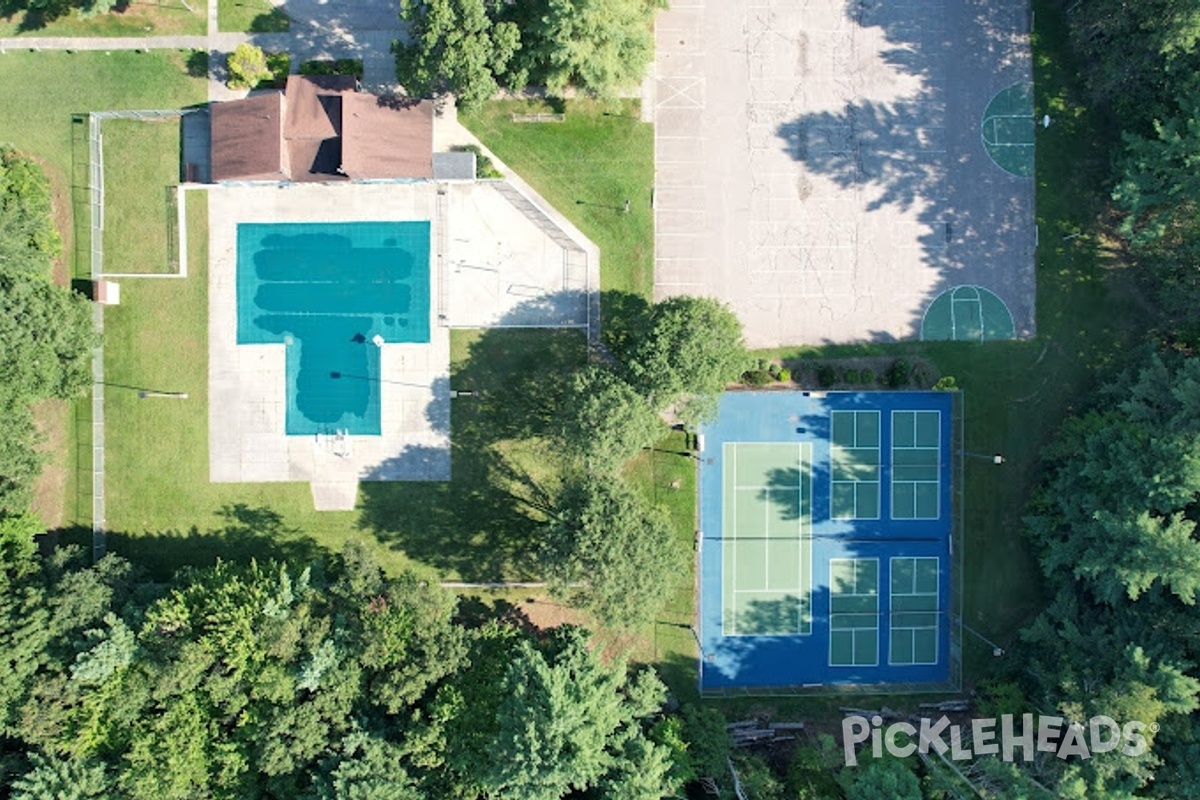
[0,0,404,102]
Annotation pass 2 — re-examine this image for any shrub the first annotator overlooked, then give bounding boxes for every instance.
[79,0,116,19]
[817,365,837,388]
[933,375,958,391]
[227,44,272,89]
[300,58,364,79]
[742,369,773,387]
[265,51,290,88]
[776,368,791,383]
[888,358,911,388]
[860,369,875,385]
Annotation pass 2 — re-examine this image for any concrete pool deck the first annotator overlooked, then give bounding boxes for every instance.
[208,181,592,509]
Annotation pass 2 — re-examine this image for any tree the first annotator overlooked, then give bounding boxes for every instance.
[471,626,670,799]
[0,272,97,413]
[1015,351,1200,796]
[308,734,422,800]
[10,751,114,800]
[336,547,467,713]
[558,366,663,473]
[540,475,683,628]
[840,754,921,800]
[515,0,659,98]
[78,0,118,20]
[622,296,747,424]
[1113,85,1200,249]
[0,408,43,517]
[1026,354,1200,604]
[0,146,60,273]
[1069,0,1200,120]
[395,0,522,111]
[226,43,272,89]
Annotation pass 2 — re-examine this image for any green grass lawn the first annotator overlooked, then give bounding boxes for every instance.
[460,99,655,299]
[102,118,181,275]
[0,50,205,530]
[0,50,205,229]
[625,431,701,699]
[0,0,205,37]
[103,196,589,579]
[218,0,289,32]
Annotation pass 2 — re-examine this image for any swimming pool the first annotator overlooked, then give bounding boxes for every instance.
[236,221,431,435]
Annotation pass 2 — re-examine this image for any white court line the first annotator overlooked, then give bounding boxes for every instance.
[887,556,942,665]
[763,473,770,591]
[724,443,734,638]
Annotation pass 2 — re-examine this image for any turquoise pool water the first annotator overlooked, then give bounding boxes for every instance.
[236,221,432,435]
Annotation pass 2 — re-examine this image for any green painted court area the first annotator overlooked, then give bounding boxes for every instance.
[829,558,880,666]
[891,410,941,519]
[722,442,812,636]
[981,82,1035,177]
[890,556,941,665]
[921,285,1016,341]
[831,411,881,519]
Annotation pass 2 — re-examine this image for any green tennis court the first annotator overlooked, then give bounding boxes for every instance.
[892,410,942,519]
[920,285,1016,341]
[722,442,812,636]
[889,557,940,665]
[831,410,880,519]
[830,558,880,666]
[981,82,1035,177]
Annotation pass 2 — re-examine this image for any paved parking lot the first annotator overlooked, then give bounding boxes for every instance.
[653,0,1035,347]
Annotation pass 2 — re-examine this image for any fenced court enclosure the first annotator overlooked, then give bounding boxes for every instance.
[698,391,962,693]
[88,110,196,279]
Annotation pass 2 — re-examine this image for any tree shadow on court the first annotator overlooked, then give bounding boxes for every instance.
[102,503,330,582]
[738,595,811,637]
[774,0,1038,342]
[759,467,804,520]
[356,326,588,582]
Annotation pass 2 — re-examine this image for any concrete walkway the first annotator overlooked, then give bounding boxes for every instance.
[0,0,404,101]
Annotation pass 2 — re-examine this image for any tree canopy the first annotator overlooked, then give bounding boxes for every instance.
[468,626,673,798]
[226,43,273,89]
[621,295,748,424]
[1026,353,1200,604]
[0,146,60,273]
[0,271,97,412]
[540,475,683,629]
[394,0,663,104]
[557,365,664,473]
[1069,0,1200,123]
[0,148,97,519]
[395,0,522,111]
[514,0,659,99]
[1001,353,1200,797]
[0,540,690,799]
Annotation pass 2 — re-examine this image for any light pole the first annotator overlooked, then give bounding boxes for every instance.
[138,391,188,399]
[963,622,1005,657]
[963,451,1004,464]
